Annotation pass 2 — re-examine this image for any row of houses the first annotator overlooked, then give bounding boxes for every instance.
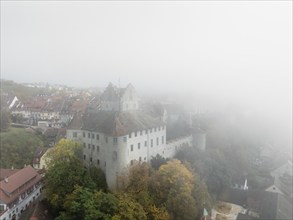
[2,92,91,128]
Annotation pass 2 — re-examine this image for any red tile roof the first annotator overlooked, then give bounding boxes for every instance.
[0,165,41,195]
[0,169,20,181]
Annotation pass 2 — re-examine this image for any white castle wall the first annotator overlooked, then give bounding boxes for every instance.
[67,129,196,190]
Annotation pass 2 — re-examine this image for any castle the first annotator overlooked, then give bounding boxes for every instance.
[67,83,205,189]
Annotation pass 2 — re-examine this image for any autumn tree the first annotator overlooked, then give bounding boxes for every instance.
[150,160,198,220]
[117,162,170,220]
[112,193,147,220]
[45,138,82,166]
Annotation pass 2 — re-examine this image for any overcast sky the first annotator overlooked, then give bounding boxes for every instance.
[1,1,292,123]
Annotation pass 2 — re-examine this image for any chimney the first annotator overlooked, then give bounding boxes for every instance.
[4,177,8,183]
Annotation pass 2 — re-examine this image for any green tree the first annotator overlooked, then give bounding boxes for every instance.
[44,139,95,211]
[0,109,11,131]
[0,128,43,168]
[151,154,169,170]
[58,186,118,220]
[45,158,95,211]
[88,165,108,191]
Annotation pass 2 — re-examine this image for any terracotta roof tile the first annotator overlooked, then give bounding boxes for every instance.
[0,169,20,181]
[0,165,39,194]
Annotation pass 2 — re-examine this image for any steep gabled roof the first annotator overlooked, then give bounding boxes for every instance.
[0,165,42,204]
[0,165,39,194]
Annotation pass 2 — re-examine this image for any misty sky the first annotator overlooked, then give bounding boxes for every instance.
[1,1,292,123]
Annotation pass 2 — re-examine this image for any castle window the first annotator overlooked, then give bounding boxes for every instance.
[131,145,133,151]
[151,139,153,147]
[130,160,133,165]
[92,133,95,139]
[144,157,146,161]
[129,133,132,138]
[92,145,95,150]
[97,159,100,165]
[113,137,118,145]
[83,155,86,160]
[88,144,90,149]
[88,133,90,138]
[73,132,77,138]
[156,137,159,146]
[145,141,147,147]
[135,132,137,137]
[138,143,140,150]
[96,134,99,140]
[97,146,100,152]
[139,157,142,162]
[90,157,92,162]
[162,136,164,144]
[83,132,85,138]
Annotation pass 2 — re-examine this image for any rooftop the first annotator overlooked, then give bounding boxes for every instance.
[68,111,164,136]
